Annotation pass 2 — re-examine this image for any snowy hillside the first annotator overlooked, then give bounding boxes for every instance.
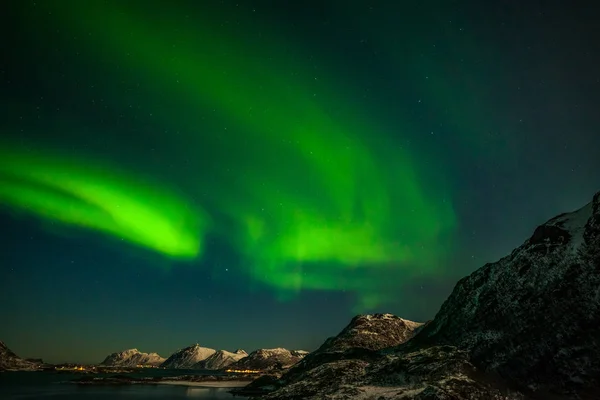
[160,344,216,369]
[193,349,247,370]
[100,348,165,367]
[227,348,308,371]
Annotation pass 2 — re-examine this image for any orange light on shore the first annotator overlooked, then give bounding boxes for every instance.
[225,369,261,374]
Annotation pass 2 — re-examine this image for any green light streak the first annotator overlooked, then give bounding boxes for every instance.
[17,1,457,309]
[0,144,206,258]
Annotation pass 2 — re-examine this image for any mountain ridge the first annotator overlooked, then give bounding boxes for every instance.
[252,190,600,399]
[193,349,248,370]
[227,347,309,371]
[100,348,165,367]
[160,344,216,369]
[0,340,41,371]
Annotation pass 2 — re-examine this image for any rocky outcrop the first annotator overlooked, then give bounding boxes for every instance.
[318,314,425,353]
[227,348,308,371]
[100,348,165,367]
[253,191,600,399]
[264,346,523,400]
[412,191,600,398]
[193,349,247,370]
[281,314,423,384]
[160,344,216,369]
[242,314,424,397]
[0,341,41,371]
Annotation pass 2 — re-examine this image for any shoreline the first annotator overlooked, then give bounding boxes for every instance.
[158,380,252,388]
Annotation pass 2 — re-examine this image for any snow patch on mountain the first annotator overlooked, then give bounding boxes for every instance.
[160,344,216,369]
[228,348,308,371]
[193,349,248,370]
[315,313,424,355]
[100,348,165,367]
[545,200,593,251]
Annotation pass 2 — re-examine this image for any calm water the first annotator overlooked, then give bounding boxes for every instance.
[0,371,249,399]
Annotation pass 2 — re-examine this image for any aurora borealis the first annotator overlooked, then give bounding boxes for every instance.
[0,144,205,258]
[2,0,599,363]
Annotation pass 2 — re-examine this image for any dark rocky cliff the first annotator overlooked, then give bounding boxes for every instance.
[254,191,600,399]
[413,192,600,397]
[0,341,41,371]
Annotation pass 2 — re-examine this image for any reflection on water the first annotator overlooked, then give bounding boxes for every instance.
[185,387,234,398]
[0,372,248,400]
[2,385,245,399]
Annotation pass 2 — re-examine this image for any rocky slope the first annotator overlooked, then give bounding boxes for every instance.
[227,348,308,371]
[319,314,425,353]
[282,314,424,382]
[160,344,216,369]
[193,349,247,370]
[242,314,425,396]
[410,191,600,398]
[100,348,165,367]
[0,341,41,371]
[253,190,600,399]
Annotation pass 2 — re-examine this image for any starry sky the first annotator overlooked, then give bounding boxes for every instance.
[1,0,599,364]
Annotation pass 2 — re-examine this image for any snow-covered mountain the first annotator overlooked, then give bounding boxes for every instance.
[276,313,424,385]
[227,348,308,371]
[193,349,247,370]
[248,191,600,399]
[0,341,41,371]
[408,191,600,397]
[160,344,216,369]
[100,348,165,367]
[318,313,424,353]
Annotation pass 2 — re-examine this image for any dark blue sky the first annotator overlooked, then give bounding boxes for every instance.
[1,0,599,364]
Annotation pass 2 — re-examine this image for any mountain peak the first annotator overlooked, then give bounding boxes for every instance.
[160,344,216,369]
[227,347,307,371]
[100,348,165,367]
[192,349,248,370]
[0,340,41,371]
[320,313,424,353]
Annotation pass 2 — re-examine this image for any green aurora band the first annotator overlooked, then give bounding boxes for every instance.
[9,1,457,309]
[0,144,205,259]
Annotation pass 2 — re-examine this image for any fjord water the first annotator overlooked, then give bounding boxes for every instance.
[0,371,248,399]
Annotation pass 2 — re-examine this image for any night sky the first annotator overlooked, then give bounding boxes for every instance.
[1,1,599,364]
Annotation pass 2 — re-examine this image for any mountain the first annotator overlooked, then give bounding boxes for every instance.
[160,344,216,369]
[0,341,41,371]
[283,313,424,381]
[408,191,600,397]
[317,313,425,353]
[100,348,165,367]
[251,191,600,399]
[227,348,308,371]
[193,349,247,370]
[242,314,425,396]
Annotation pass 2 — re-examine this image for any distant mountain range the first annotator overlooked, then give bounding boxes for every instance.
[100,344,307,371]
[0,339,308,372]
[100,348,165,367]
[159,344,216,369]
[244,190,600,399]
[194,349,247,370]
[227,348,309,371]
